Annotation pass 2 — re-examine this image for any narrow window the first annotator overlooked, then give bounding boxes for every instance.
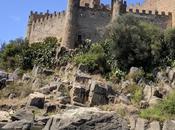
[78,35,82,42]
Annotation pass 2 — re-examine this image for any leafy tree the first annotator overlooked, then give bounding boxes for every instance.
[0,38,28,70]
[109,14,163,71]
[162,28,175,66]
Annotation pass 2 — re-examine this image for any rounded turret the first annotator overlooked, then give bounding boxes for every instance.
[62,0,80,49]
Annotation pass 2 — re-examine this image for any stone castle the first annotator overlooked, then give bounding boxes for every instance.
[26,0,175,49]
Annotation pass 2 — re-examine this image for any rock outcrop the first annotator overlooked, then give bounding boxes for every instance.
[27,92,45,109]
[43,107,129,130]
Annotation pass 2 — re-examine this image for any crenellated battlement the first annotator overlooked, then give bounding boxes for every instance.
[30,10,66,24]
[127,8,172,17]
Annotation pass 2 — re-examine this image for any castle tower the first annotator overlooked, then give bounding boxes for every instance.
[26,11,34,41]
[111,0,127,21]
[62,0,80,49]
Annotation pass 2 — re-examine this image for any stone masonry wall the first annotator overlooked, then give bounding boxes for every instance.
[77,7,111,43]
[28,11,66,43]
[127,0,175,27]
[128,0,175,13]
[127,9,172,29]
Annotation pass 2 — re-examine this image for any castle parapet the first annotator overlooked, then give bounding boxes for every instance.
[127,8,172,17]
[30,10,66,25]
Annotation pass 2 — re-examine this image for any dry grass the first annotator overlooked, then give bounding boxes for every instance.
[99,103,139,117]
[0,98,27,108]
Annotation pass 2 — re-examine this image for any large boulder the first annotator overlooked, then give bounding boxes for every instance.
[43,107,129,130]
[88,81,109,106]
[2,119,32,130]
[135,118,148,130]
[0,111,10,122]
[147,121,161,130]
[27,92,45,109]
[70,83,86,105]
[11,109,34,122]
[163,120,175,130]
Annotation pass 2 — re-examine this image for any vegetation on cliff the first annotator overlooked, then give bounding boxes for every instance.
[74,14,175,78]
[140,90,175,121]
[0,37,58,71]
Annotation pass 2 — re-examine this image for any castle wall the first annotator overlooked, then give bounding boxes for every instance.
[127,0,175,27]
[29,12,66,43]
[131,0,175,13]
[127,9,172,29]
[77,7,111,43]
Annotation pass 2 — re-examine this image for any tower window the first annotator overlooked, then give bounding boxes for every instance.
[78,35,82,42]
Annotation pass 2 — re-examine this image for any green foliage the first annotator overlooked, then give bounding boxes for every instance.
[0,37,58,71]
[140,91,175,121]
[109,14,163,71]
[131,87,143,105]
[29,38,58,68]
[121,83,143,105]
[74,43,109,73]
[162,28,175,67]
[0,38,28,70]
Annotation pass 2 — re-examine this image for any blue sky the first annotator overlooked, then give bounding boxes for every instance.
[0,0,143,43]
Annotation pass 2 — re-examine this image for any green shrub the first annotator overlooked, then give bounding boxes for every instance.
[0,38,28,70]
[74,43,109,73]
[140,91,175,121]
[121,83,143,105]
[131,87,143,105]
[164,28,175,59]
[29,38,58,68]
[108,67,126,82]
[0,37,58,70]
